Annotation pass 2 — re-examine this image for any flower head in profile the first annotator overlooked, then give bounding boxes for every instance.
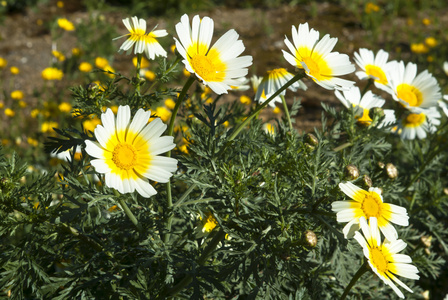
[85,105,178,198]
[174,14,253,95]
[201,212,218,233]
[354,48,394,91]
[335,86,395,127]
[332,182,408,241]
[114,16,168,60]
[395,107,440,140]
[255,68,307,108]
[354,217,419,299]
[386,61,441,110]
[282,22,355,90]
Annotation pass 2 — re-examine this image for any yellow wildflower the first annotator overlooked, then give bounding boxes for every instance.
[4,108,15,117]
[201,213,218,233]
[41,121,58,133]
[365,2,380,13]
[27,137,39,147]
[0,57,7,68]
[41,67,64,80]
[36,19,43,26]
[165,98,176,110]
[72,48,81,56]
[95,57,109,69]
[57,18,75,31]
[10,66,19,75]
[103,65,115,78]
[422,18,431,26]
[132,56,150,69]
[56,1,64,8]
[79,62,93,73]
[30,109,40,118]
[425,37,437,48]
[410,43,429,54]
[144,70,156,81]
[155,106,171,122]
[170,44,176,53]
[11,90,24,100]
[19,100,27,108]
[52,50,66,61]
[240,95,251,105]
[58,102,72,113]
[82,117,101,132]
[273,106,281,114]
[0,101,4,109]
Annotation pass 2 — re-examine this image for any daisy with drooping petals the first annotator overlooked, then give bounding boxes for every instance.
[335,86,396,127]
[85,105,177,198]
[255,68,307,107]
[386,61,441,110]
[395,107,441,140]
[282,22,355,90]
[174,14,253,95]
[354,48,394,91]
[354,217,419,299]
[114,16,168,60]
[332,182,409,241]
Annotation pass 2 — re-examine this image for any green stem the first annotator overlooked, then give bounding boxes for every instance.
[143,56,181,94]
[228,70,306,143]
[118,197,142,232]
[164,229,227,298]
[340,261,369,300]
[164,76,196,243]
[280,94,293,130]
[361,78,373,96]
[135,53,142,94]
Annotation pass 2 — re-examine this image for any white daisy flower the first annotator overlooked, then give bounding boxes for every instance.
[114,16,168,60]
[255,68,307,108]
[332,182,409,241]
[439,95,448,117]
[386,61,441,110]
[397,107,441,140]
[85,105,178,198]
[354,217,419,299]
[282,22,355,90]
[443,61,448,76]
[354,48,394,91]
[335,86,385,125]
[174,14,253,95]
[51,147,82,162]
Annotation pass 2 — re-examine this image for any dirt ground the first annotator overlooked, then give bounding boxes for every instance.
[1,1,447,132]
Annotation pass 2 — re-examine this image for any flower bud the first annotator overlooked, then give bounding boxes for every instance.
[304,133,318,147]
[386,163,398,179]
[369,107,385,125]
[421,235,432,248]
[86,82,98,91]
[304,230,317,247]
[378,162,385,169]
[444,188,448,195]
[345,164,360,180]
[362,174,372,188]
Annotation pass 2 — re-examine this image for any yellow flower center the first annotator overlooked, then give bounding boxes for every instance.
[130,28,146,40]
[397,83,423,107]
[404,113,426,128]
[267,68,288,77]
[370,247,388,273]
[356,108,372,125]
[299,50,332,81]
[112,143,137,170]
[365,64,387,85]
[190,49,226,82]
[202,214,218,232]
[355,190,382,219]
